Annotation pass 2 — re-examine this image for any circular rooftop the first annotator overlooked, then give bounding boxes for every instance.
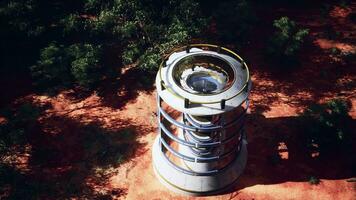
[173,54,235,95]
[156,44,251,115]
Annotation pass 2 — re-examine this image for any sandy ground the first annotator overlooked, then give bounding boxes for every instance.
[27,82,355,200]
[1,3,355,200]
[107,92,356,200]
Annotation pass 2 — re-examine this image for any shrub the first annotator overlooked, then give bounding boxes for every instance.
[0,103,40,154]
[330,47,342,56]
[138,49,161,72]
[122,43,141,65]
[114,0,206,71]
[329,48,356,64]
[159,18,189,53]
[341,51,356,64]
[88,10,117,36]
[308,176,320,185]
[68,44,103,88]
[301,99,352,154]
[267,17,309,62]
[0,0,45,37]
[31,43,73,89]
[60,14,84,35]
[31,43,102,90]
[3,0,207,91]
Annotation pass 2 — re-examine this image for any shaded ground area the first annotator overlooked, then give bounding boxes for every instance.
[0,90,155,199]
[1,120,137,199]
[243,2,356,116]
[1,1,356,200]
[109,108,355,200]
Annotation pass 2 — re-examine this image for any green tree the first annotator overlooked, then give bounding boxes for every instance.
[302,99,352,154]
[68,44,102,88]
[110,0,206,71]
[1,0,207,91]
[0,103,40,154]
[267,17,309,63]
[31,43,73,89]
[31,43,102,90]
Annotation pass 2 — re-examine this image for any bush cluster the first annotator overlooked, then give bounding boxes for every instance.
[31,43,102,89]
[0,103,40,154]
[301,99,352,154]
[267,17,309,63]
[1,0,207,91]
[1,1,316,91]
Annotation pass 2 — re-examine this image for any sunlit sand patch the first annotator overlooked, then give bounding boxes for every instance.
[0,116,7,124]
[310,143,320,158]
[264,104,299,118]
[278,142,289,160]
[336,75,356,91]
[1,145,32,172]
[242,180,355,200]
[348,98,356,119]
[314,39,355,52]
[330,6,352,19]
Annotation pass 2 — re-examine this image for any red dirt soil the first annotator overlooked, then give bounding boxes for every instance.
[10,80,349,200]
[26,86,355,200]
[55,3,356,199]
[1,2,356,200]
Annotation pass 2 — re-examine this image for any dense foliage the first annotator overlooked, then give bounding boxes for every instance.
[302,99,352,154]
[0,1,354,198]
[0,104,40,154]
[267,17,309,63]
[0,0,207,91]
[31,43,102,89]
[308,176,320,185]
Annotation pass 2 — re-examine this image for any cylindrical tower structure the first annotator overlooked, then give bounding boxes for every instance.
[152,44,251,195]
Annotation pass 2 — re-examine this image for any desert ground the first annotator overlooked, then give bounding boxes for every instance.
[1,2,355,200]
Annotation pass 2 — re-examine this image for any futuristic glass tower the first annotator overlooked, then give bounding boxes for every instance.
[152,44,251,195]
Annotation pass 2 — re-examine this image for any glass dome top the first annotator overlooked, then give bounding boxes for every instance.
[172,54,235,95]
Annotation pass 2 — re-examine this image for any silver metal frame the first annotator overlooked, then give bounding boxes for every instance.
[157,95,249,176]
[152,44,251,195]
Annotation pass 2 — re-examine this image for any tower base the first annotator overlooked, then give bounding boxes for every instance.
[152,136,247,196]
